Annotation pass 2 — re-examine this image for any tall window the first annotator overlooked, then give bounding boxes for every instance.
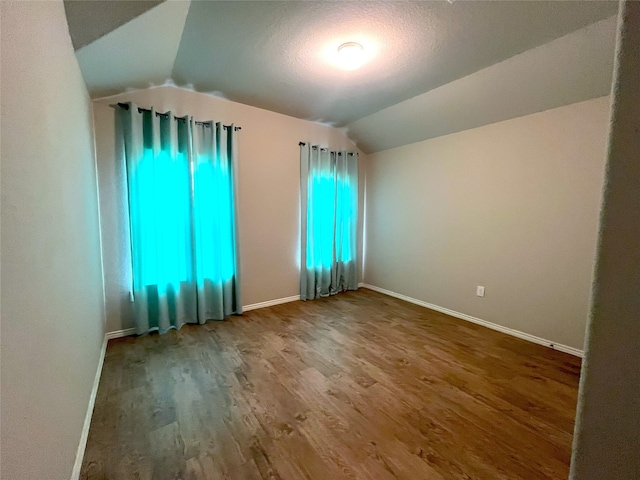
[299,143,358,300]
[116,103,241,334]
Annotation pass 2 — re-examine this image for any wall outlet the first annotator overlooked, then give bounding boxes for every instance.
[476,285,485,297]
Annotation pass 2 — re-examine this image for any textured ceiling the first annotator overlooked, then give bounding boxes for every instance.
[172,1,616,126]
[69,0,618,150]
[346,16,617,153]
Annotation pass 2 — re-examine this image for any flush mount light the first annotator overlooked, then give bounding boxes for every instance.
[337,42,365,70]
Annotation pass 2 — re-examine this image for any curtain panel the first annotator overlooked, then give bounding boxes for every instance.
[115,103,242,334]
[300,143,358,300]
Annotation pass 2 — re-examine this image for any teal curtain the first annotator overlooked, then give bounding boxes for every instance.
[115,103,241,334]
[300,143,358,300]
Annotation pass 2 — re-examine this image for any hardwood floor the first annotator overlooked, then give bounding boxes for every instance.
[81,289,581,480]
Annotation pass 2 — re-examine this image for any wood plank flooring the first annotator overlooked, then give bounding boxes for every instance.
[81,288,581,480]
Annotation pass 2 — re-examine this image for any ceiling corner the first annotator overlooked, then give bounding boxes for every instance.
[75,0,191,97]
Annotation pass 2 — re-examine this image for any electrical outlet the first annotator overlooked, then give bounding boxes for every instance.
[476,286,485,297]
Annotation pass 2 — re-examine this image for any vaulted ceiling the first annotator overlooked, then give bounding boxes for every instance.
[66,1,618,152]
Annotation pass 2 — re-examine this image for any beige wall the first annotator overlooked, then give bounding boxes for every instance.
[364,97,610,350]
[0,2,106,479]
[571,2,640,477]
[93,86,365,333]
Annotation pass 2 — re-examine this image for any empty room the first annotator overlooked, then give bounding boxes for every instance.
[1,1,639,479]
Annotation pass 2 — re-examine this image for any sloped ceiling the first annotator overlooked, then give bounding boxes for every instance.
[64,0,164,50]
[346,16,617,153]
[74,1,189,95]
[69,1,618,152]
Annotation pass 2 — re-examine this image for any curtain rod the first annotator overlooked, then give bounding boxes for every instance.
[299,142,355,155]
[112,103,241,131]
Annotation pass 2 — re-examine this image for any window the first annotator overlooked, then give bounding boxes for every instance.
[116,103,241,333]
[299,143,358,300]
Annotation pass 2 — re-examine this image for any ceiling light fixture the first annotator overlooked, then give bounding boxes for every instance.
[337,42,365,70]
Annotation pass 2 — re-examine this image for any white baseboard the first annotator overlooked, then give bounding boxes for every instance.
[103,283,583,357]
[243,295,301,312]
[103,296,304,340]
[360,283,583,358]
[71,337,107,480]
[105,327,137,340]
[243,285,364,311]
